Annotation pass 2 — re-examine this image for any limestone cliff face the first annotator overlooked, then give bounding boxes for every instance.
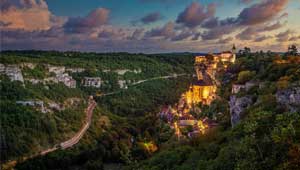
[230,95,253,127]
[276,87,300,112]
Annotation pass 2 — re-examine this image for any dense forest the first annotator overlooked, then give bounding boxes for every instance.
[1,48,300,170]
[0,51,194,169]
[127,47,300,170]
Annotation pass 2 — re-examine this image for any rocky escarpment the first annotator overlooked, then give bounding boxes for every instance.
[230,95,253,127]
[276,87,300,112]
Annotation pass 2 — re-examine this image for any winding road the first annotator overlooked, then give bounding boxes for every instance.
[2,99,97,169]
[42,74,185,149]
[131,73,187,85]
[2,73,187,169]
[44,99,96,154]
[39,99,96,155]
[60,100,96,149]
[100,73,188,97]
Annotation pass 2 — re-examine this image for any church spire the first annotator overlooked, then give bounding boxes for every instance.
[231,44,236,63]
[232,44,236,54]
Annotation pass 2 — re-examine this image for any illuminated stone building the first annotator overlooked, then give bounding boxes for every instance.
[184,79,217,106]
[184,46,236,106]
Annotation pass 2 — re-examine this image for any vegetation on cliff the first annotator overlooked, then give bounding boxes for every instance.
[127,48,300,170]
[0,51,194,169]
[1,49,300,170]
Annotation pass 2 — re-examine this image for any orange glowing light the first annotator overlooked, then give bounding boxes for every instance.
[141,141,158,153]
[197,120,208,134]
[183,85,216,106]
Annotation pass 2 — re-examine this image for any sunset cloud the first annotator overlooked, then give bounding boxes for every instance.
[140,12,163,24]
[129,28,145,40]
[201,0,290,41]
[254,35,273,42]
[63,8,110,34]
[176,2,216,28]
[145,22,175,39]
[276,30,293,42]
[1,0,299,53]
[202,24,237,40]
[218,37,234,44]
[171,30,195,41]
[0,0,57,31]
[237,0,289,25]
[262,22,285,31]
[235,27,256,40]
[289,36,300,42]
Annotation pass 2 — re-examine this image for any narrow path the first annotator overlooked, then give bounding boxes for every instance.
[32,74,186,153]
[100,73,188,97]
[131,73,187,85]
[42,99,96,153]
[2,73,187,169]
[60,100,96,149]
[2,99,97,169]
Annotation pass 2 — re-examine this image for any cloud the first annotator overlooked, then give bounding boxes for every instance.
[171,30,194,41]
[1,27,68,51]
[1,0,48,11]
[239,0,253,4]
[191,33,201,41]
[140,12,163,24]
[236,27,256,40]
[236,21,285,41]
[201,24,236,40]
[237,0,289,25]
[97,26,130,40]
[289,36,300,41]
[218,37,233,44]
[63,8,110,34]
[144,21,201,41]
[262,22,285,31]
[0,0,295,53]
[0,21,11,27]
[254,35,273,42]
[130,28,145,40]
[199,16,239,40]
[0,0,59,31]
[276,30,293,42]
[145,22,175,39]
[199,0,289,41]
[176,2,216,28]
[233,22,282,43]
[236,22,286,42]
[241,21,284,35]
[279,12,289,19]
[201,17,219,29]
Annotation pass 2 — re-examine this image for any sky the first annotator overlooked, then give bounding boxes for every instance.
[1,0,300,53]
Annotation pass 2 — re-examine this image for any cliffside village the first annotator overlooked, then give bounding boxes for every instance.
[0,63,142,112]
[159,47,236,139]
[0,63,141,89]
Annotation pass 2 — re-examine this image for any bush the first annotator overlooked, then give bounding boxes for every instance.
[237,70,256,84]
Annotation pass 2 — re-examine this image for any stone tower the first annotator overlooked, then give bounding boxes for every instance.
[231,44,236,63]
[232,44,236,54]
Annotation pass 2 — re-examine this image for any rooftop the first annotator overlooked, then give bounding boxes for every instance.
[193,78,214,86]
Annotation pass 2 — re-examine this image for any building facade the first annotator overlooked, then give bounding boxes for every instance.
[0,64,24,82]
[82,77,102,88]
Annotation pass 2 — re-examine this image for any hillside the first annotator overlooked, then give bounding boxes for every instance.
[1,50,300,170]
[126,50,300,170]
[0,51,194,169]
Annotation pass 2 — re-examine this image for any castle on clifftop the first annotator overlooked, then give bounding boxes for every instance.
[184,45,236,106]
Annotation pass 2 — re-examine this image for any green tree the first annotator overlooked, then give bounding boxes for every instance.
[287,45,298,56]
[237,70,255,84]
